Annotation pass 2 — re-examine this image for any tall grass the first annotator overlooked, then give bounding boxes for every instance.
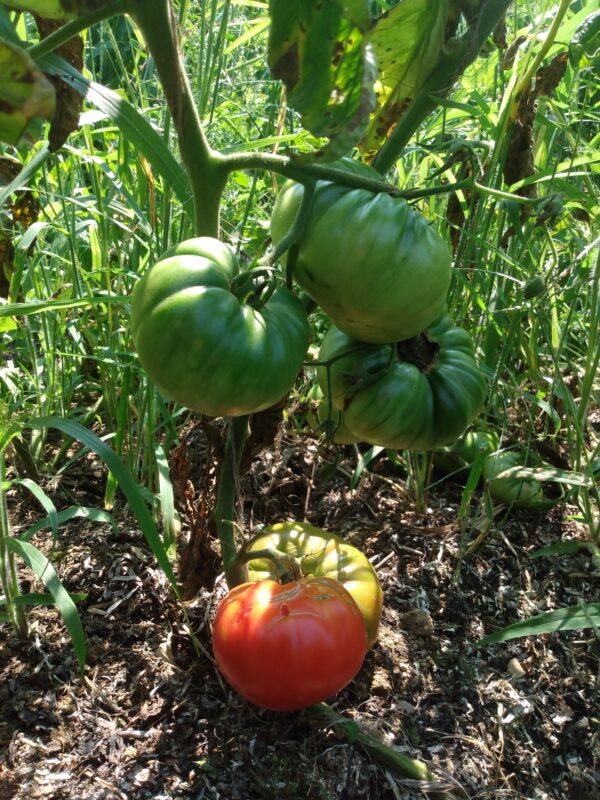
[0,0,597,553]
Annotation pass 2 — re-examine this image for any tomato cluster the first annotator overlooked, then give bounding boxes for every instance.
[129,158,487,711]
[212,523,382,711]
[270,160,486,451]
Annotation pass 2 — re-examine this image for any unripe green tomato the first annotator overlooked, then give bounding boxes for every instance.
[244,521,383,648]
[318,315,486,451]
[270,159,451,344]
[483,451,544,507]
[130,237,311,417]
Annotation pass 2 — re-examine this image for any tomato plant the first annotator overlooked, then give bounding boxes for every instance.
[212,576,367,711]
[270,166,451,344]
[242,521,383,647]
[130,237,311,417]
[318,315,486,450]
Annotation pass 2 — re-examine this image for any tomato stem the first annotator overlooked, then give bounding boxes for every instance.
[310,703,456,798]
[230,547,303,587]
[213,416,251,588]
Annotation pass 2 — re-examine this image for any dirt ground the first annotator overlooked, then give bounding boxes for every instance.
[1,425,598,800]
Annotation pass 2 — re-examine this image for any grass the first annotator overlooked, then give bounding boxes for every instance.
[0,0,598,613]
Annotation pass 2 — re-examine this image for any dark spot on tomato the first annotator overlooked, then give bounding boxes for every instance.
[281,603,290,616]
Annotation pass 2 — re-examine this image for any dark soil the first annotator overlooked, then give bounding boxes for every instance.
[1,426,599,800]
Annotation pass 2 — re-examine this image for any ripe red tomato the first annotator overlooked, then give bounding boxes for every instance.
[212,577,367,711]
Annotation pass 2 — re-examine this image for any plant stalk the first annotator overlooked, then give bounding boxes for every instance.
[130,0,226,238]
[213,416,250,588]
[0,454,28,638]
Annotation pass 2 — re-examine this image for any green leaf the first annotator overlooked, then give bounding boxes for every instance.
[37,53,193,219]
[494,465,593,488]
[531,541,594,559]
[569,10,600,65]
[362,0,447,156]
[477,604,600,645]
[350,445,384,490]
[268,0,376,161]
[2,537,86,672]
[0,38,55,145]
[0,294,129,321]
[15,478,59,542]
[11,591,87,606]
[5,0,114,20]
[27,417,178,594]
[20,505,116,542]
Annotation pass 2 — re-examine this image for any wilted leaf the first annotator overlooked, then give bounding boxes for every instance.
[362,0,447,157]
[268,0,376,162]
[34,16,83,150]
[535,51,568,98]
[4,0,113,21]
[0,38,55,145]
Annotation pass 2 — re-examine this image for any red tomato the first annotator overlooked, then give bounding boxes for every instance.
[212,576,367,711]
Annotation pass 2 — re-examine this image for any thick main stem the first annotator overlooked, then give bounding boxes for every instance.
[213,416,250,588]
[130,0,226,237]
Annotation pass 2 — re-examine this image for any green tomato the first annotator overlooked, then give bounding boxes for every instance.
[130,237,311,417]
[317,315,486,450]
[270,159,451,344]
[483,451,544,507]
[244,521,383,648]
[434,429,500,474]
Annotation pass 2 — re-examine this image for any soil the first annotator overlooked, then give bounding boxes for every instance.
[1,424,598,800]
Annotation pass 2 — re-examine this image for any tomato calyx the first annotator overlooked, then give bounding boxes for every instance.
[229,268,280,309]
[231,545,303,586]
[395,333,440,374]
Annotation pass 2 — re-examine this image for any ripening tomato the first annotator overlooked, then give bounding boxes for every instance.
[212,577,367,711]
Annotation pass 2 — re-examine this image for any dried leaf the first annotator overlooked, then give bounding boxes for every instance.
[34,16,84,150]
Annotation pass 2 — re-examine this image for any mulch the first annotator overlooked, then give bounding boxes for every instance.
[1,427,598,799]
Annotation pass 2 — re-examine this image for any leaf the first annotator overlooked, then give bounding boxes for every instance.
[477,604,600,645]
[12,591,87,606]
[268,0,376,162]
[350,445,384,490]
[20,505,116,542]
[0,294,129,321]
[2,537,86,672]
[531,541,594,559]
[362,0,447,157]
[37,53,193,219]
[0,38,55,145]
[569,10,600,66]
[27,417,179,594]
[494,465,593,489]
[4,0,114,20]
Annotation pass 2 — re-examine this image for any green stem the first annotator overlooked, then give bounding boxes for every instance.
[0,454,28,638]
[27,0,131,59]
[213,416,251,588]
[130,0,226,237]
[373,0,514,175]
[310,703,455,798]
[229,547,303,588]
[221,152,397,194]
